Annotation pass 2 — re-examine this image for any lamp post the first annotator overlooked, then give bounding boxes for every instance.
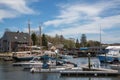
[88,53,91,70]
[55,49,59,66]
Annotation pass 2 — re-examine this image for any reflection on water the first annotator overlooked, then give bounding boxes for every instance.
[0,58,120,80]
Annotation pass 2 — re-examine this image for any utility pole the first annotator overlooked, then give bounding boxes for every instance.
[88,53,91,70]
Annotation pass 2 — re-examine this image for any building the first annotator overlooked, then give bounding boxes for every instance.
[0,31,32,52]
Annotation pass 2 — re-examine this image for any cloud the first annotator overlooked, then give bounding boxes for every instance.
[46,14,120,35]
[44,0,120,27]
[0,0,35,21]
[44,0,120,43]
[44,2,102,27]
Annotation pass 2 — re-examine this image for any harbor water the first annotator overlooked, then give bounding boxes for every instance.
[0,57,119,80]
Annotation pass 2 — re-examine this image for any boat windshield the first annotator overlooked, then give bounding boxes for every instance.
[108,49,120,55]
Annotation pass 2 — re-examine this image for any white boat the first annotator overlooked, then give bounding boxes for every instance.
[30,63,75,73]
[21,55,57,69]
[12,46,42,62]
[12,51,34,61]
[98,46,120,63]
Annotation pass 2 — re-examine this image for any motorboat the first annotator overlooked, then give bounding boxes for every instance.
[98,46,120,63]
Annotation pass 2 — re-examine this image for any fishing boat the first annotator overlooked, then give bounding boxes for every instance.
[98,46,120,63]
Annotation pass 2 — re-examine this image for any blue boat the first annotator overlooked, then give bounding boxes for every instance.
[98,46,120,63]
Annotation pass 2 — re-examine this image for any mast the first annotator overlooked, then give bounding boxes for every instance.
[39,26,42,47]
[100,25,102,53]
[100,26,101,49]
[28,20,32,52]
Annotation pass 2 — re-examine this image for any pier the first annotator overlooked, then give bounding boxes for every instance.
[60,70,119,77]
[29,65,120,77]
[60,66,119,77]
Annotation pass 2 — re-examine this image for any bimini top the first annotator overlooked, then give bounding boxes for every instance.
[106,46,120,50]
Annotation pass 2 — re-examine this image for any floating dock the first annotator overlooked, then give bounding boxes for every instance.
[60,67,120,77]
[60,70,119,77]
[30,67,82,73]
[30,66,120,77]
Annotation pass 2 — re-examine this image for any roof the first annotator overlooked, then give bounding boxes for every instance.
[80,47,88,50]
[55,44,64,49]
[2,31,31,43]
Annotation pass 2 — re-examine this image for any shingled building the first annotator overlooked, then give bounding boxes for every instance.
[0,31,32,52]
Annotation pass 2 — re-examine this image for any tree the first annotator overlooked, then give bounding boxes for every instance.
[42,34,48,47]
[80,34,87,47]
[60,35,64,43]
[64,39,75,49]
[86,40,100,47]
[75,38,80,48]
[31,32,37,45]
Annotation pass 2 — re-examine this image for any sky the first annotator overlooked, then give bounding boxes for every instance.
[0,0,120,44]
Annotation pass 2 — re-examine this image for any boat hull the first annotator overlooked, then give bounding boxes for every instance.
[98,55,120,63]
[12,56,34,62]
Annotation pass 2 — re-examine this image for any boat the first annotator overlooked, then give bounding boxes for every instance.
[44,50,73,59]
[21,53,76,70]
[12,46,42,62]
[12,51,34,62]
[98,46,120,63]
[59,54,73,59]
[22,55,59,69]
[30,60,76,73]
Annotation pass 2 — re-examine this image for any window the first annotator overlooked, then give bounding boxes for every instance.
[24,37,27,39]
[15,36,18,39]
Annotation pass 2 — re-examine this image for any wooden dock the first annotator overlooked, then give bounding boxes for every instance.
[30,67,82,73]
[60,70,119,77]
[30,65,120,77]
[60,66,120,77]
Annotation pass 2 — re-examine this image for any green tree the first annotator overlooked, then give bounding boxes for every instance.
[87,40,100,47]
[75,38,80,48]
[31,32,37,45]
[64,39,75,49]
[60,35,64,43]
[80,34,87,47]
[42,34,48,47]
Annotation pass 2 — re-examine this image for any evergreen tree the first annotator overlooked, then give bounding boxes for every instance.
[31,32,37,45]
[60,35,64,43]
[75,38,80,48]
[42,34,48,47]
[80,34,87,47]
